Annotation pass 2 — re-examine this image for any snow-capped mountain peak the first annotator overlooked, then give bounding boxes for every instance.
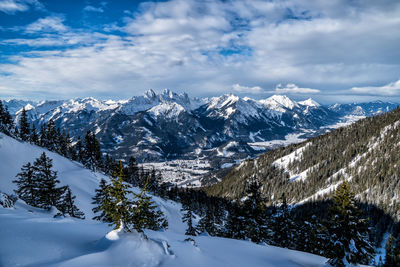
[298,98,321,107]
[260,95,299,112]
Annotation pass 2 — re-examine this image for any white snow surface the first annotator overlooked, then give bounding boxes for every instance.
[0,133,329,267]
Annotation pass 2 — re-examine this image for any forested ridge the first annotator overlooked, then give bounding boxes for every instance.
[207,106,400,220]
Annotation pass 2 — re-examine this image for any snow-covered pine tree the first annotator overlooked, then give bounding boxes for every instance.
[18,107,30,141]
[325,181,374,267]
[92,178,112,222]
[33,152,63,210]
[13,162,38,206]
[57,185,85,219]
[131,176,168,232]
[181,202,198,236]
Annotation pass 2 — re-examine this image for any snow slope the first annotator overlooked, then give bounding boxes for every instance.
[0,133,328,267]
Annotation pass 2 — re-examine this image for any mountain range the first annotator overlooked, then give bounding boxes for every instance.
[4,90,397,167]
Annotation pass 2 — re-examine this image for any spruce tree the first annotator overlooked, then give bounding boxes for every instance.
[92,178,112,222]
[124,156,139,186]
[384,234,400,266]
[196,206,218,236]
[84,130,102,170]
[101,162,133,231]
[56,185,85,219]
[181,203,198,236]
[225,203,247,240]
[325,181,374,266]
[30,125,39,145]
[18,108,30,141]
[0,101,14,135]
[131,176,168,232]
[33,152,63,210]
[75,137,84,162]
[242,180,269,243]
[270,193,297,249]
[13,162,38,206]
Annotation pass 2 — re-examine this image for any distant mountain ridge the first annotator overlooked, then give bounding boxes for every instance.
[3,91,398,166]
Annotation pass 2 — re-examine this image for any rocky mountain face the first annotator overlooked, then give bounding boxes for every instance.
[206,106,400,220]
[5,90,398,166]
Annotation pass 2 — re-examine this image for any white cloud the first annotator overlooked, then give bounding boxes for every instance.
[0,0,400,100]
[232,84,262,94]
[350,80,400,96]
[273,83,320,94]
[83,5,104,13]
[0,0,42,14]
[25,16,68,33]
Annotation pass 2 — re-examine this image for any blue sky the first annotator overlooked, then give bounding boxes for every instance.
[0,0,400,103]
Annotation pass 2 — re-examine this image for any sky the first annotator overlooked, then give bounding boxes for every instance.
[0,0,400,103]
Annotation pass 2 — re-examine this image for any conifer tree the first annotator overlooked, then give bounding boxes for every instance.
[384,234,400,266]
[242,180,269,243]
[30,125,39,145]
[33,152,63,210]
[196,206,218,236]
[124,156,139,186]
[13,162,37,206]
[84,130,102,170]
[92,178,112,222]
[225,203,247,240]
[325,181,374,266]
[0,101,14,135]
[57,185,85,219]
[131,176,168,232]
[181,202,198,236]
[101,162,133,231]
[75,137,84,162]
[18,108,30,141]
[45,120,58,150]
[270,193,297,248]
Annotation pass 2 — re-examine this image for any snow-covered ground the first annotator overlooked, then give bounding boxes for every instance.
[0,133,329,266]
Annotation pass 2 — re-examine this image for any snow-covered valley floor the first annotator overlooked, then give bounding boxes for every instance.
[0,133,329,267]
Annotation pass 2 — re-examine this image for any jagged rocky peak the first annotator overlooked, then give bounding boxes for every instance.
[144,89,157,99]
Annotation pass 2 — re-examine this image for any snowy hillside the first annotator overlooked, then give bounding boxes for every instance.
[0,133,328,267]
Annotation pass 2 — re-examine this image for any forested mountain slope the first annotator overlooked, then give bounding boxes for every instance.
[207,106,400,219]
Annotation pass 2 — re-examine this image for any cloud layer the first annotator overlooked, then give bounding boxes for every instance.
[0,0,400,101]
